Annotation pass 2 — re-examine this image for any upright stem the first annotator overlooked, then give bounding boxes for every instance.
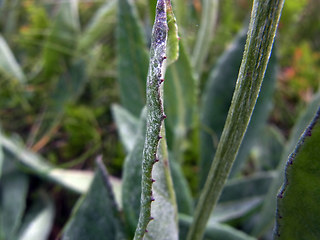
[187,1,284,239]
[133,1,168,239]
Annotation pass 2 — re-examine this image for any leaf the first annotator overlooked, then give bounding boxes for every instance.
[42,0,80,78]
[116,105,192,217]
[148,0,157,23]
[0,151,29,240]
[0,132,93,194]
[219,172,276,203]
[144,127,178,240]
[211,172,276,222]
[212,198,262,223]
[200,29,277,187]
[111,104,139,153]
[252,93,320,237]
[179,214,256,240]
[62,160,126,240]
[121,109,147,236]
[274,107,320,239]
[165,0,179,65]
[78,0,116,52]
[0,130,3,178]
[17,192,54,240]
[164,41,197,155]
[30,60,88,150]
[117,0,149,117]
[169,155,193,215]
[192,0,218,78]
[0,34,26,83]
[254,125,285,171]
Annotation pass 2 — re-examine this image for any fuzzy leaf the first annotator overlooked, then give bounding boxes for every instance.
[0,132,93,194]
[78,0,116,52]
[179,214,256,240]
[0,151,29,240]
[122,109,147,236]
[0,35,26,83]
[252,93,320,236]
[42,0,80,78]
[111,104,139,153]
[62,160,126,240]
[17,192,54,240]
[164,41,196,154]
[211,172,276,222]
[30,60,88,150]
[117,0,149,117]
[169,155,193,215]
[274,107,320,239]
[122,109,178,239]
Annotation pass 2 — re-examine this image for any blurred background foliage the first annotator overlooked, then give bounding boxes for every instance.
[0,0,319,239]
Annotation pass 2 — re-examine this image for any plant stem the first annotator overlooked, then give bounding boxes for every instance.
[133,0,168,239]
[187,1,284,239]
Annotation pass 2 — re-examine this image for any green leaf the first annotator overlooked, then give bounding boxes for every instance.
[62,160,126,240]
[219,172,276,203]
[169,155,194,215]
[30,60,88,149]
[122,109,147,236]
[0,132,93,193]
[252,93,320,237]
[117,106,193,218]
[117,0,149,117]
[164,41,197,155]
[200,29,277,187]
[274,107,320,239]
[0,151,29,240]
[192,0,218,78]
[111,104,139,153]
[254,125,285,171]
[78,0,116,52]
[0,130,3,178]
[211,172,276,222]
[17,192,54,240]
[42,0,80,78]
[165,0,179,65]
[179,214,256,240]
[0,34,26,83]
[148,0,157,23]
[122,109,178,239]
[144,127,178,240]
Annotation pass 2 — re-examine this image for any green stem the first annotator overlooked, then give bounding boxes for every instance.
[133,0,168,239]
[192,0,219,79]
[187,1,284,239]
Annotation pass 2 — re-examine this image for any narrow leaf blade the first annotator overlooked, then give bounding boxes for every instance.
[0,35,26,83]
[117,0,149,117]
